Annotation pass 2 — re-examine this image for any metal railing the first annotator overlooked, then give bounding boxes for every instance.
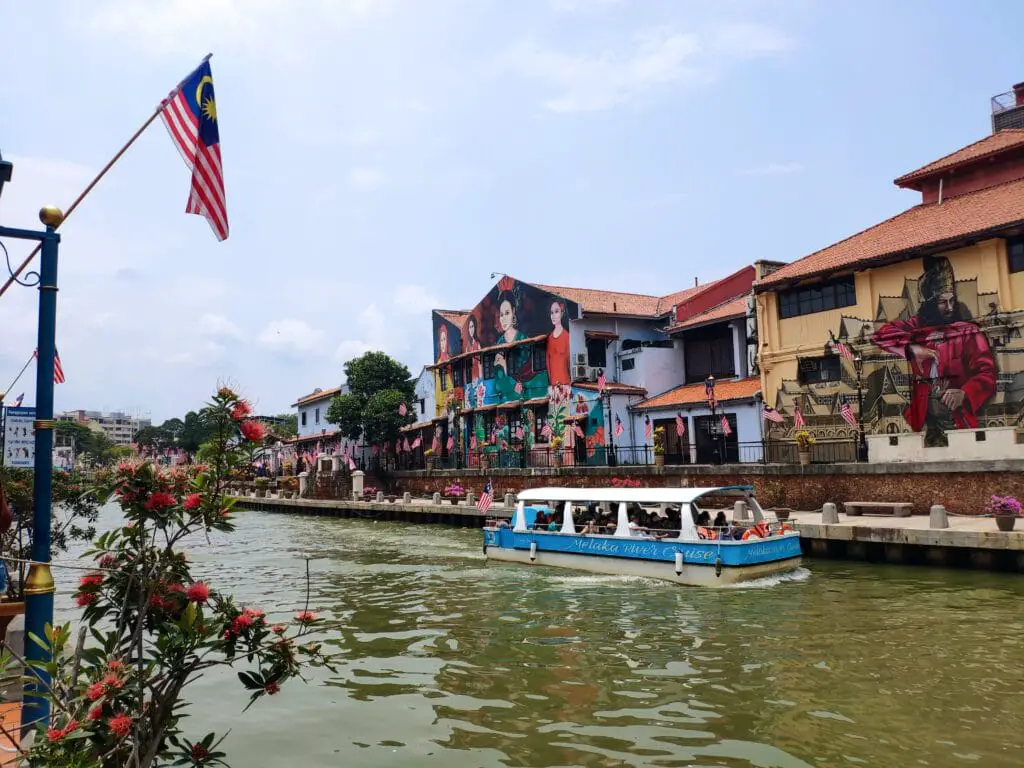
[765,438,858,465]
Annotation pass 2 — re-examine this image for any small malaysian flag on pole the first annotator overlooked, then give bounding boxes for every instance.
[763,405,785,423]
[829,331,854,361]
[644,414,652,440]
[675,412,686,437]
[596,369,606,395]
[477,480,493,514]
[34,348,65,384]
[720,415,732,436]
[160,56,229,241]
[614,415,624,437]
[839,398,857,426]
[794,405,806,428]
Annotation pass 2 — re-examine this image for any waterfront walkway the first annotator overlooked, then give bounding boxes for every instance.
[232,495,1024,572]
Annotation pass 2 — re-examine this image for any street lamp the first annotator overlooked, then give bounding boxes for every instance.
[853,354,868,462]
[0,151,64,733]
[705,375,721,465]
[603,382,617,467]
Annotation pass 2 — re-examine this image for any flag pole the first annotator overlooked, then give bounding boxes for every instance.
[0,53,213,301]
[4,350,36,395]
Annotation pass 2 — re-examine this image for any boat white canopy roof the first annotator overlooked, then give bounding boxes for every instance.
[516,485,754,505]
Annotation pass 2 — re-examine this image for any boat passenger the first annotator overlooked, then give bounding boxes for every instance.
[713,511,727,530]
[696,510,711,527]
[580,520,597,534]
[547,518,559,532]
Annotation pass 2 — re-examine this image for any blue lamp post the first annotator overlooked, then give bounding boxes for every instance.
[0,149,64,733]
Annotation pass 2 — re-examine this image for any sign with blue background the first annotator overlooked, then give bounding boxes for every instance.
[4,406,35,468]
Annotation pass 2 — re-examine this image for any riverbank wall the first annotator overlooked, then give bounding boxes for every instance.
[233,496,1024,573]
[382,459,1024,516]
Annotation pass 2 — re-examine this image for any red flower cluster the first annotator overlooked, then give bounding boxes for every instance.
[225,606,265,638]
[97,553,117,569]
[295,611,318,625]
[47,719,79,742]
[108,712,133,738]
[230,400,252,421]
[183,493,202,511]
[191,744,210,761]
[186,581,211,604]
[80,572,104,588]
[610,477,642,488]
[145,491,177,511]
[264,681,280,695]
[76,592,98,607]
[239,420,267,442]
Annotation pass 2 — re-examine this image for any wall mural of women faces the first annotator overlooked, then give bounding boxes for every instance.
[432,312,463,363]
[466,276,579,351]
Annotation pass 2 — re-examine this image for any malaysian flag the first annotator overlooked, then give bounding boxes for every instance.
[398,402,408,416]
[720,415,732,436]
[12,393,23,407]
[830,331,854,361]
[596,369,606,394]
[348,455,357,471]
[34,348,65,384]
[403,437,411,452]
[763,405,785,423]
[614,415,624,437]
[644,415,652,440]
[160,58,229,241]
[446,435,454,452]
[470,434,478,451]
[432,435,441,453]
[705,378,716,409]
[477,480,493,514]
[411,435,422,449]
[794,406,806,428]
[675,412,685,437]
[839,398,857,426]
[541,422,552,439]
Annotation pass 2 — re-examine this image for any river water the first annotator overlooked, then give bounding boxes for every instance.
[55,506,1024,768]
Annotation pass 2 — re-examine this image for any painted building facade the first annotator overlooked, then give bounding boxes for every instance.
[755,95,1024,463]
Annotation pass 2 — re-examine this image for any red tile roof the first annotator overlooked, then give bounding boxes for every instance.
[531,279,722,318]
[757,177,1024,289]
[573,382,647,396]
[666,295,747,333]
[633,377,761,410]
[291,387,341,407]
[895,130,1024,187]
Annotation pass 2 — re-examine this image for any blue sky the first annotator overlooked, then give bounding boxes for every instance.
[0,0,1019,421]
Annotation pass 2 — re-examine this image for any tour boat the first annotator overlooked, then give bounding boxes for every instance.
[482,485,801,587]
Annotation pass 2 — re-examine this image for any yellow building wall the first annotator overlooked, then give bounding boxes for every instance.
[756,238,1023,441]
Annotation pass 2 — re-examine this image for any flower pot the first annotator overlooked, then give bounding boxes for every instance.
[995,515,1017,532]
[552,454,562,469]
[654,455,665,468]
[798,451,811,467]
[426,458,436,471]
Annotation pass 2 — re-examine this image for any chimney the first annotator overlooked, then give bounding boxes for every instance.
[992,81,1024,132]
[694,277,698,287]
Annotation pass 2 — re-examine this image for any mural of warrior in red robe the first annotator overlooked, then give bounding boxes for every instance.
[872,256,997,446]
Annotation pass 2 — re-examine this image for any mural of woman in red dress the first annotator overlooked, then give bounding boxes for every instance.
[872,256,997,446]
[437,325,451,363]
[465,314,482,382]
[546,299,571,386]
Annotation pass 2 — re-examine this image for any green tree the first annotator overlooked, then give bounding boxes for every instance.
[56,421,117,466]
[326,352,415,445]
[271,413,298,438]
[179,410,214,456]
[134,425,174,452]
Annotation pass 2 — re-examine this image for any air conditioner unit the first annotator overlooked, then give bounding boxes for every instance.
[586,367,601,382]
[573,353,588,367]
[573,364,589,381]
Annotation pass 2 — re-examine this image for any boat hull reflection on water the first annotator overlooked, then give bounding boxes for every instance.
[483,485,802,587]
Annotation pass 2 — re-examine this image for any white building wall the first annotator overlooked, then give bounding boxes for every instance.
[414,368,435,420]
[867,427,1024,463]
[628,401,763,462]
[618,343,684,399]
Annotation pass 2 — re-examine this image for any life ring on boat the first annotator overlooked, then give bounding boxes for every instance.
[741,528,761,540]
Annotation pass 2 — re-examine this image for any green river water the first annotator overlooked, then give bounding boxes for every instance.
[55,506,1024,768]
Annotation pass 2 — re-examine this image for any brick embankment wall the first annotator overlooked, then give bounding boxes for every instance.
[386,461,1024,516]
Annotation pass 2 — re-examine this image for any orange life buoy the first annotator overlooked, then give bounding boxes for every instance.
[741,528,761,540]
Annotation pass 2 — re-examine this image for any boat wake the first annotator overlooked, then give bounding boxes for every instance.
[723,567,811,589]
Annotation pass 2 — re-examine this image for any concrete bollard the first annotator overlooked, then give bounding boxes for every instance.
[351,470,364,496]
[466,492,475,507]
[432,492,441,505]
[402,492,411,504]
[375,491,384,503]
[352,490,360,501]
[930,504,949,529]
[504,493,514,508]
[732,500,749,522]
[298,472,309,496]
[822,502,839,524]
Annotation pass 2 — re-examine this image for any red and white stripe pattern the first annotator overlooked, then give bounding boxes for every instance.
[160,63,228,241]
[720,415,732,436]
[839,399,857,426]
[793,406,806,428]
[34,348,65,384]
[762,405,785,423]
[644,415,653,440]
[477,481,493,514]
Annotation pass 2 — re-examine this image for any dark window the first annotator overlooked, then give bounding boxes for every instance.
[439,368,448,391]
[975,431,986,442]
[482,413,495,442]
[796,355,843,384]
[314,408,320,425]
[301,411,307,427]
[779,277,856,319]
[1009,238,1024,273]
[482,354,495,379]
[532,343,547,372]
[419,398,425,415]
[586,338,607,368]
[685,324,735,383]
[622,357,636,371]
[453,364,463,388]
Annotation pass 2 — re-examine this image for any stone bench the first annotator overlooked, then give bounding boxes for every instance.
[844,501,912,518]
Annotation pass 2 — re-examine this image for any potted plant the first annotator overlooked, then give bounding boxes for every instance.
[794,431,816,466]
[424,447,436,470]
[443,482,465,504]
[653,426,666,468]
[987,494,1021,531]
[551,436,564,468]
[255,477,270,497]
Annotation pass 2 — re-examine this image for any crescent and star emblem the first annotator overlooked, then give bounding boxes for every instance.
[195,75,217,122]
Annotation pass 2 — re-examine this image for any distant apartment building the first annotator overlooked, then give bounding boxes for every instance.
[57,410,152,447]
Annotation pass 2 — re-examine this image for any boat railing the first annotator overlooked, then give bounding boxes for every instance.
[486,520,796,540]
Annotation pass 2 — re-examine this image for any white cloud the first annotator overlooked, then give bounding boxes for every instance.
[166,340,227,367]
[348,168,387,191]
[257,319,325,356]
[393,284,440,315]
[197,313,245,340]
[500,23,792,113]
[741,162,804,176]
